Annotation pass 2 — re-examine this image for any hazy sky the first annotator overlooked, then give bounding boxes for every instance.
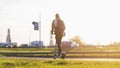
[0,0,120,45]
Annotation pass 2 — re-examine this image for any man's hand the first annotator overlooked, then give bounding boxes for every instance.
[51,31,53,34]
[51,30,55,35]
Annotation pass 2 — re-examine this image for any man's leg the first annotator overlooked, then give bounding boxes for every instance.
[57,41,62,56]
[56,34,62,56]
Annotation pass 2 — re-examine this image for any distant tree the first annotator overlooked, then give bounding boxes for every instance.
[108,42,120,46]
[69,35,85,46]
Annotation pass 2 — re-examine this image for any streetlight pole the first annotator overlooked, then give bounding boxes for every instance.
[39,11,41,47]
[0,29,2,42]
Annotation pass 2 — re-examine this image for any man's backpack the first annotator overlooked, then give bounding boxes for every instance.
[54,19,65,35]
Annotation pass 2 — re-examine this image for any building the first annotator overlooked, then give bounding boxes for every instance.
[0,42,17,48]
[61,41,79,48]
[29,41,44,48]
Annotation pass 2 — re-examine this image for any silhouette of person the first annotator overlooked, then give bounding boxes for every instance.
[51,13,65,57]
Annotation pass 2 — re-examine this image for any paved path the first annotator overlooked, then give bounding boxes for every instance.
[1,57,120,61]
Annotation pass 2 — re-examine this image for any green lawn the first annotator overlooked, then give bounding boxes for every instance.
[0,48,54,52]
[0,58,120,68]
[69,46,120,52]
[0,47,120,68]
[0,46,120,52]
[0,47,120,57]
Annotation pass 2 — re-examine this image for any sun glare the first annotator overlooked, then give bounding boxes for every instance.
[0,0,120,45]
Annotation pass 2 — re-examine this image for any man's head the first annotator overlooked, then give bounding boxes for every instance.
[55,13,60,19]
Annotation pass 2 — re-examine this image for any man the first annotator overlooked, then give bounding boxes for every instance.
[51,13,65,57]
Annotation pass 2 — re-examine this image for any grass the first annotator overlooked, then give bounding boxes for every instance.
[0,46,120,57]
[0,48,54,57]
[69,46,120,52]
[0,47,120,68]
[1,46,120,52]
[0,58,120,68]
[0,48,54,52]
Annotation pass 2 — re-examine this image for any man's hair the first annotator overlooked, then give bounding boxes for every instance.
[55,13,60,18]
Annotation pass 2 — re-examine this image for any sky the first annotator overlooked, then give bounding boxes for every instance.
[0,0,120,46]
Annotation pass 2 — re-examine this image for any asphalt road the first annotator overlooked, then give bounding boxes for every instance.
[1,57,120,61]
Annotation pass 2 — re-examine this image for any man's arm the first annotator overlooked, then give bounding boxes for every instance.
[61,20,65,31]
[63,21,65,31]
